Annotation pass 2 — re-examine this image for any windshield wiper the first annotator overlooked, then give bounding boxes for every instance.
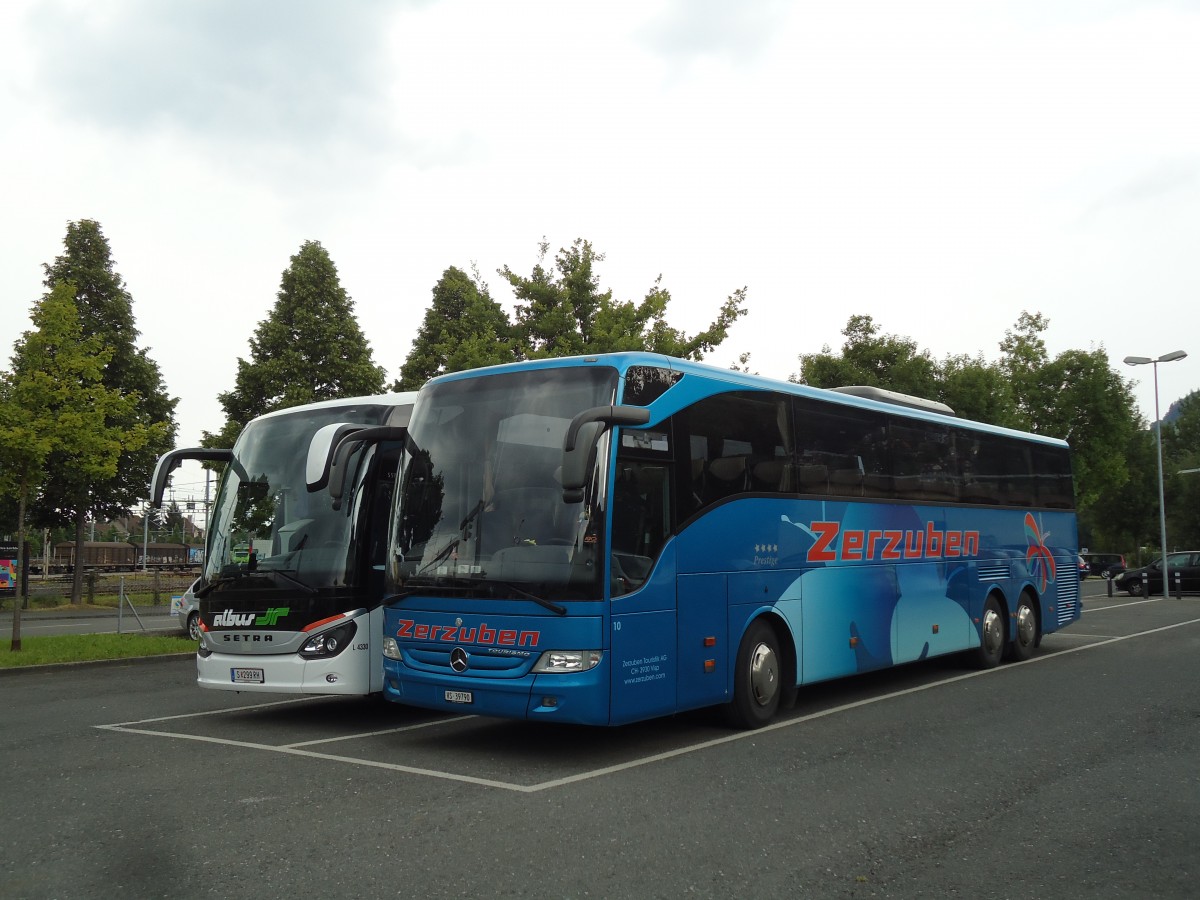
[195,567,317,598]
[487,580,566,616]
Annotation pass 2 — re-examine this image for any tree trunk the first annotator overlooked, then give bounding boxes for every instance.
[10,487,27,652]
[71,511,86,605]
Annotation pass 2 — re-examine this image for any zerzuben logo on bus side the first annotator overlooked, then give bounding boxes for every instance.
[395,619,541,648]
[807,521,980,563]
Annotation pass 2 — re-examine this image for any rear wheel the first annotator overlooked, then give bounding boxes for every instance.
[975,595,1005,669]
[1007,593,1039,662]
[186,612,201,642]
[726,619,783,729]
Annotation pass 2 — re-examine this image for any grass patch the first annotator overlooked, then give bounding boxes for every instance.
[0,632,195,668]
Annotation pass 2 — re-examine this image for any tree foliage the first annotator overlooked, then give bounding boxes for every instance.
[500,238,747,361]
[393,266,515,391]
[206,240,386,448]
[1158,391,1200,550]
[1,283,147,626]
[34,220,176,526]
[395,237,748,390]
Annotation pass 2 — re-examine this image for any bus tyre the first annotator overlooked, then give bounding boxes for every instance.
[1007,592,1038,662]
[975,596,1005,669]
[726,619,782,729]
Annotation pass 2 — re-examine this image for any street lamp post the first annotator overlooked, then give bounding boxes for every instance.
[1124,350,1188,599]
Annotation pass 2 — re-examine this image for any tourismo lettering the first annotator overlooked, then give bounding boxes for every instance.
[395,619,541,648]
[807,521,979,563]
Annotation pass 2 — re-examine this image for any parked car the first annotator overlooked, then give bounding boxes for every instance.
[1077,555,1089,579]
[1114,552,1200,596]
[1083,552,1126,578]
[176,577,201,640]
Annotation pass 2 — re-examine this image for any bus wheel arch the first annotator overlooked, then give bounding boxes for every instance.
[975,592,1006,669]
[725,615,788,729]
[1006,589,1041,662]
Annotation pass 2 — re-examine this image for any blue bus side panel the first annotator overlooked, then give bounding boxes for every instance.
[675,498,1080,686]
[676,574,729,710]
[609,609,677,725]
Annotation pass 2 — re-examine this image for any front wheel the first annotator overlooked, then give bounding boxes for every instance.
[975,595,1005,669]
[725,619,783,729]
[186,612,201,642]
[1126,580,1143,597]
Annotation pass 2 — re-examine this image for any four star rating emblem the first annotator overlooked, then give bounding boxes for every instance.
[754,543,778,554]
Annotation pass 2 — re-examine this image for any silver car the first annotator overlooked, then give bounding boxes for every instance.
[176,578,201,641]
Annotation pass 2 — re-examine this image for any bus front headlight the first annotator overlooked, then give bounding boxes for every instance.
[299,621,356,659]
[531,650,602,673]
[382,636,402,661]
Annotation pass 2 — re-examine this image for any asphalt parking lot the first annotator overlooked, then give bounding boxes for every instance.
[3,584,1198,899]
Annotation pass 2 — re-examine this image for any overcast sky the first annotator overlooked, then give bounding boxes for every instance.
[2,0,1197,507]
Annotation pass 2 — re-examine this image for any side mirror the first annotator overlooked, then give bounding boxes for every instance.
[306,423,367,492]
[560,405,651,503]
[324,426,408,509]
[150,448,233,507]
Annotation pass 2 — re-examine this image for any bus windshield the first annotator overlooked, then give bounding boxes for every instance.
[205,403,398,596]
[388,365,618,601]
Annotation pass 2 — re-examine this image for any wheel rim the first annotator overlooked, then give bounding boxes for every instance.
[981,607,1004,657]
[188,615,201,641]
[1015,603,1036,649]
[748,642,779,708]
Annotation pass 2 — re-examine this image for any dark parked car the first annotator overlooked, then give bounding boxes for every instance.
[1114,552,1200,596]
[1077,555,1089,579]
[1083,552,1126,578]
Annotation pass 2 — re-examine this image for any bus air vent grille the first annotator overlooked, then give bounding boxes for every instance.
[977,563,1010,581]
[1055,577,1079,625]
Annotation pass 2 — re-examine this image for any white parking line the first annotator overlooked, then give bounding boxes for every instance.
[1084,597,1161,613]
[96,615,1200,793]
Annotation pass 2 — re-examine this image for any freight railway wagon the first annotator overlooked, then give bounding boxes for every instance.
[46,541,200,573]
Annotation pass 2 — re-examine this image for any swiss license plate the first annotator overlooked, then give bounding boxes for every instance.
[444,690,473,704]
[231,668,265,684]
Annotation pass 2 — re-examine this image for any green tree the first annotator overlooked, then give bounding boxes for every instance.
[998,313,1141,514]
[793,315,941,399]
[393,266,516,390]
[500,238,747,361]
[1083,427,1158,557]
[1160,391,1200,549]
[937,353,1018,426]
[998,310,1053,429]
[33,220,176,599]
[1,283,146,641]
[206,240,386,448]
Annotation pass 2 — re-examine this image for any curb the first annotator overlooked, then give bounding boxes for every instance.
[0,651,195,677]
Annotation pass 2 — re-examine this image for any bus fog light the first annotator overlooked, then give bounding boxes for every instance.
[300,621,356,659]
[382,636,403,660]
[532,650,602,673]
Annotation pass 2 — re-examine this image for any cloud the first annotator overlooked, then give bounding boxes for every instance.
[638,0,789,66]
[25,0,435,174]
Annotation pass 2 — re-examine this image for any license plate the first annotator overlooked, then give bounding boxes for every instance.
[444,690,473,704]
[231,668,265,684]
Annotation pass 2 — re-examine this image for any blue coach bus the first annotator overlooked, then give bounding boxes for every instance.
[343,353,1078,728]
